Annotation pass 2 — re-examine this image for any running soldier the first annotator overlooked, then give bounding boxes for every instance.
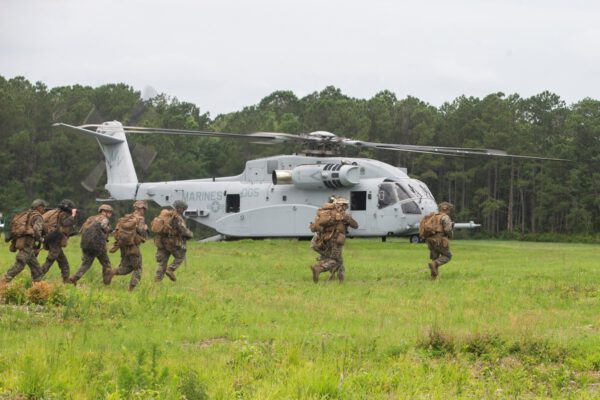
[309,197,358,283]
[1,199,47,283]
[153,200,194,282]
[111,200,148,291]
[69,204,114,285]
[420,202,454,279]
[40,199,77,283]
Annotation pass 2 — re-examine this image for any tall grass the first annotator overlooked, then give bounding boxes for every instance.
[1,238,599,398]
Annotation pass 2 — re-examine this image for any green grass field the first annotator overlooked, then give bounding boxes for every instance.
[1,238,600,399]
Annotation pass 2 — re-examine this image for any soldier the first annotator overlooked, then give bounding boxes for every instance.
[1,199,47,283]
[153,200,194,282]
[310,197,358,283]
[111,200,148,291]
[40,199,77,283]
[69,204,114,285]
[425,202,454,280]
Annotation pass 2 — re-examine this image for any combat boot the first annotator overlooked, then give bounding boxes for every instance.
[62,276,70,284]
[337,271,345,283]
[165,268,177,282]
[428,262,438,280]
[103,268,116,285]
[310,264,322,283]
[128,284,136,292]
[68,276,78,286]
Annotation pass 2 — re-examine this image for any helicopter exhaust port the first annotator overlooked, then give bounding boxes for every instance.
[272,164,360,189]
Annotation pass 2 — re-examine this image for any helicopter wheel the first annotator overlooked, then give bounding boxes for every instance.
[409,235,421,244]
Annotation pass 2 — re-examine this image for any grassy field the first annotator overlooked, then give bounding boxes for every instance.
[1,237,600,399]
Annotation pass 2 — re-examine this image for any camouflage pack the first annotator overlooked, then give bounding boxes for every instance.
[9,210,34,238]
[80,221,106,256]
[114,213,142,246]
[310,204,338,232]
[43,209,61,233]
[419,212,443,239]
[151,209,175,234]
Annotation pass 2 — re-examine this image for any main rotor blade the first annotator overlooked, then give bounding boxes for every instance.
[341,139,567,161]
[121,126,301,143]
[81,160,105,192]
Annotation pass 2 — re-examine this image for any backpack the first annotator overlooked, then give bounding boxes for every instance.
[151,209,175,234]
[43,209,61,233]
[80,221,107,256]
[114,213,142,246]
[419,212,443,239]
[310,204,337,233]
[9,210,34,238]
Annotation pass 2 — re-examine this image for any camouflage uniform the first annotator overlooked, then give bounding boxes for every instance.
[70,210,113,284]
[2,200,47,283]
[426,202,454,279]
[310,198,358,283]
[155,202,193,282]
[113,201,148,290]
[41,203,76,282]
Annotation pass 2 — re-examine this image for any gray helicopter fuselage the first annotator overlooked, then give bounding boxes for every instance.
[137,154,438,238]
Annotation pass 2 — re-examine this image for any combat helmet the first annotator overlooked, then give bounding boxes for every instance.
[334,197,349,206]
[438,202,454,212]
[98,204,114,213]
[133,200,148,209]
[59,199,76,211]
[31,199,48,209]
[173,200,188,211]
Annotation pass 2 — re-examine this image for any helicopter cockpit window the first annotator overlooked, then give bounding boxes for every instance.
[395,183,411,201]
[378,183,398,209]
[407,184,421,197]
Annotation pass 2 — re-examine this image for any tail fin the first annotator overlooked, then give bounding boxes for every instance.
[54,121,138,199]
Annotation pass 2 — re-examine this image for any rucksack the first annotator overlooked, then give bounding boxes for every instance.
[9,210,34,238]
[310,204,338,232]
[80,221,107,256]
[151,209,175,234]
[419,212,443,239]
[114,213,142,246]
[43,209,61,233]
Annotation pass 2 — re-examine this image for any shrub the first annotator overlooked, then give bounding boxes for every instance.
[26,281,53,305]
[417,325,456,356]
[48,284,67,306]
[1,281,27,305]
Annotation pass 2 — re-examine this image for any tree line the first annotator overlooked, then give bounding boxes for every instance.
[1,75,598,238]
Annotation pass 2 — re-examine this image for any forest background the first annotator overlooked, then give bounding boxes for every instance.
[0,75,598,240]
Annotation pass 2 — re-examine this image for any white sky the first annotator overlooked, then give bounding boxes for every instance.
[1,0,599,116]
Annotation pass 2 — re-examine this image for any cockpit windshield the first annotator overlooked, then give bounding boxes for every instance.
[378,183,398,209]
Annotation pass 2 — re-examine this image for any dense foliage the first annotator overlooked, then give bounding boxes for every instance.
[1,76,598,235]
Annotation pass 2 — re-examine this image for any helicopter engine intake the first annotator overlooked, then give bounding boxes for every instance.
[272,164,360,189]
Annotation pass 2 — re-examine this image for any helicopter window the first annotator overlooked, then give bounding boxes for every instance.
[407,184,420,196]
[226,194,240,213]
[401,201,421,214]
[377,183,398,209]
[419,184,433,199]
[395,184,411,201]
[350,191,367,211]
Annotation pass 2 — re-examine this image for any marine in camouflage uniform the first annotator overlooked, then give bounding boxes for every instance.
[41,199,77,283]
[155,200,194,282]
[112,200,148,291]
[310,197,358,283]
[1,199,47,283]
[426,202,454,280]
[69,204,114,285]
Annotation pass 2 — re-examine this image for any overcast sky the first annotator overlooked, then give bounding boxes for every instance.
[1,0,598,116]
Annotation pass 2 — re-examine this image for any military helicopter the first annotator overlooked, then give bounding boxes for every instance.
[53,121,563,242]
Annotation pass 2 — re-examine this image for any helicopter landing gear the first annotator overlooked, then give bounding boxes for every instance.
[409,235,421,244]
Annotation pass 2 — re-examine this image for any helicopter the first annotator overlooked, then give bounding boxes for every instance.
[53,121,563,242]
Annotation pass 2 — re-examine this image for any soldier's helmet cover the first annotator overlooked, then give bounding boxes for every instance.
[31,199,48,209]
[59,199,76,210]
[133,200,148,209]
[334,197,349,206]
[98,204,114,213]
[438,202,454,212]
[173,200,188,211]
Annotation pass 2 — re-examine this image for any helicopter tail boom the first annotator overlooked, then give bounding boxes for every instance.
[53,121,139,199]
